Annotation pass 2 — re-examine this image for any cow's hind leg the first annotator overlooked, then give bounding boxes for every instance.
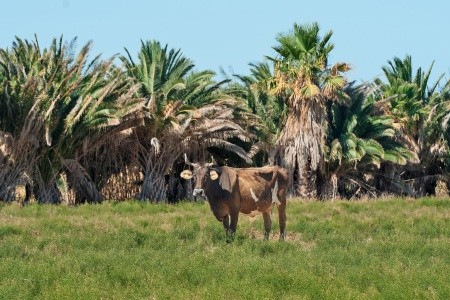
[277,187,287,240]
[262,212,272,240]
[277,201,287,240]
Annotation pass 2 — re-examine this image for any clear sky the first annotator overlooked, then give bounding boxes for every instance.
[1,0,449,84]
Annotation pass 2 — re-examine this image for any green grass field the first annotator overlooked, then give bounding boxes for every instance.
[0,198,449,299]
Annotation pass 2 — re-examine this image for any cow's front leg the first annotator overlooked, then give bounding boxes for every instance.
[225,210,239,243]
[222,214,230,236]
[222,215,235,243]
[262,211,272,240]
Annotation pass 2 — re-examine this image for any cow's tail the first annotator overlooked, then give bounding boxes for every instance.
[270,168,289,190]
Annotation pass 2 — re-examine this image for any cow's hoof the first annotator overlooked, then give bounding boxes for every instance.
[226,231,235,243]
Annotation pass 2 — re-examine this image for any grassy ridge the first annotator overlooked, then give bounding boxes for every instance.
[0,198,449,299]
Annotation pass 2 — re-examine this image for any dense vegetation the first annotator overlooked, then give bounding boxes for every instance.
[0,199,449,298]
[2,22,450,203]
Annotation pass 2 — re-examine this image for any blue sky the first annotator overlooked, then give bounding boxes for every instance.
[1,0,449,84]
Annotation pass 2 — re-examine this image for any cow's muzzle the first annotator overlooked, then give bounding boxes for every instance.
[193,189,206,197]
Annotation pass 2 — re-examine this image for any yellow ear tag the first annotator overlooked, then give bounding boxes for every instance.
[210,170,219,180]
[180,170,193,180]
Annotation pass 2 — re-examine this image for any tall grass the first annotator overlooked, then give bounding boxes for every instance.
[0,198,449,299]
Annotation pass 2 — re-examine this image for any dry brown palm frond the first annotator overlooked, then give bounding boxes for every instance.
[223,132,252,143]
[174,115,192,134]
[191,98,242,118]
[202,138,252,164]
[396,133,420,163]
[211,96,242,106]
[192,105,221,118]
[214,108,234,119]
[0,111,46,201]
[163,100,183,119]
[248,141,269,159]
[429,140,447,157]
[101,164,143,201]
[192,119,244,134]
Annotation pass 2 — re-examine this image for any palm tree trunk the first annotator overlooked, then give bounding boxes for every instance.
[273,98,325,198]
[0,186,15,202]
[33,181,61,204]
[319,173,338,200]
[378,162,399,195]
[139,169,167,202]
[64,159,102,204]
[138,137,182,202]
[0,132,16,202]
[138,147,169,202]
[0,163,27,203]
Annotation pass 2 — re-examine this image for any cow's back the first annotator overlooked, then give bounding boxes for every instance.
[233,165,288,214]
[235,165,288,189]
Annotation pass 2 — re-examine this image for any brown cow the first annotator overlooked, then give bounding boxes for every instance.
[180,155,288,242]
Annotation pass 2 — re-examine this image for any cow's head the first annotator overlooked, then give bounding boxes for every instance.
[180,154,236,197]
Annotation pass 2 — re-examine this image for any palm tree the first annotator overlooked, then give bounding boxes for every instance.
[0,37,54,202]
[224,62,287,166]
[419,78,450,195]
[121,40,195,201]
[322,84,414,199]
[232,62,287,141]
[0,36,144,203]
[375,55,442,144]
[121,41,255,202]
[374,55,444,195]
[268,22,350,197]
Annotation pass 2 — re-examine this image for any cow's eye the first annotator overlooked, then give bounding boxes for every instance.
[180,170,193,180]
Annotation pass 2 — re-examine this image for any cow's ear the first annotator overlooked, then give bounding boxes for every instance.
[219,168,236,193]
[209,169,219,180]
[180,170,193,180]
